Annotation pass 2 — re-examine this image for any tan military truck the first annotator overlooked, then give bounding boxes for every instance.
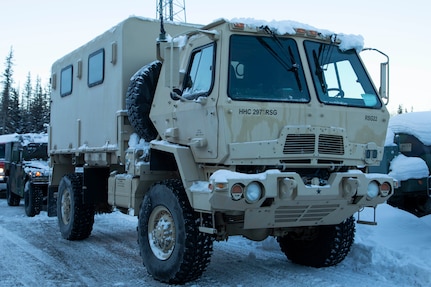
[48,16,393,284]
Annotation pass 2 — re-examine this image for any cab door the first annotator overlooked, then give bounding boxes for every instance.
[171,40,219,160]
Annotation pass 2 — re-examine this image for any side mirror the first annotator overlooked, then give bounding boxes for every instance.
[361,48,390,105]
[379,62,389,102]
[164,44,180,88]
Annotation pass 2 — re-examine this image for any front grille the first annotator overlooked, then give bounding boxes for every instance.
[318,134,344,155]
[283,134,315,154]
[274,204,340,223]
[282,133,344,156]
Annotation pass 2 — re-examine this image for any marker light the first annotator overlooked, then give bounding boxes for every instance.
[380,182,391,197]
[231,183,244,200]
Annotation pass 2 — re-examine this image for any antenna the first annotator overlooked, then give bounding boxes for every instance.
[156,0,187,22]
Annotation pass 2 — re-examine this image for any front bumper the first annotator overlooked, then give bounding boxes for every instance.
[191,169,393,228]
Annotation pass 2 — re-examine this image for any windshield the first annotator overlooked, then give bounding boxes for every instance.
[304,40,382,108]
[228,35,309,102]
[22,143,48,161]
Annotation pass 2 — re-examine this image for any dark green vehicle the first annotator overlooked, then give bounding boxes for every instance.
[370,112,431,217]
[5,134,50,217]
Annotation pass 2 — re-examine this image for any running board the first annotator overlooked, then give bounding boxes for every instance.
[356,206,377,225]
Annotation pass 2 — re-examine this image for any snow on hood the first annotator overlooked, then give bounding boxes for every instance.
[230,18,364,52]
[387,111,431,146]
[24,160,50,174]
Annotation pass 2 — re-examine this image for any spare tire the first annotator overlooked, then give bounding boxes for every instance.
[126,60,162,141]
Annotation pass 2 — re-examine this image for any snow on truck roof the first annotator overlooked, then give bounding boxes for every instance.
[225,18,364,52]
[385,111,431,181]
[385,111,431,146]
[0,133,48,146]
[162,16,364,52]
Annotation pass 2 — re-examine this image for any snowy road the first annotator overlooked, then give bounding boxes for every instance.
[1,198,430,287]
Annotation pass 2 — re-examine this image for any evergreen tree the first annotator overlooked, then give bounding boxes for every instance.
[21,73,33,133]
[8,87,21,133]
[1,47,14,134]
[397,104,403,114]
[29,77,49,133]
[43,82,51,129]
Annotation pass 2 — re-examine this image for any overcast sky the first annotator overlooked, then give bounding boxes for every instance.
[1,0,430,114]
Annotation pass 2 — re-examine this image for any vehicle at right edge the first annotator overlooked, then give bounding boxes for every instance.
[370,111,431,217]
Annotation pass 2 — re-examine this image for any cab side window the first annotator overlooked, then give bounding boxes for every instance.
[182,44,215,99]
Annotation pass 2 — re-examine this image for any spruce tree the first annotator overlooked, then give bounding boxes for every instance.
[21,73,33,132]
[1,48,14,134]
[30,77,49,133]
[8,87,21,133]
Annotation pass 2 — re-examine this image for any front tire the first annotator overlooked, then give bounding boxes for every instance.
[57,174,95,240]
[138,179,213,284]
[278,216,355,267]
[24,181,42,217]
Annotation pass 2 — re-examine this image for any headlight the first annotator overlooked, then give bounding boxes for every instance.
[367,181,379,199]
[245,182,262,203]
[0,167,4,174]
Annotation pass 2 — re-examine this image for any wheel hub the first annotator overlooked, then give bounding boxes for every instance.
[61,189,71,225]
[148,206,176,260]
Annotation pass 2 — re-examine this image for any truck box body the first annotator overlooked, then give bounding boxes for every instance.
[49,17,198,166]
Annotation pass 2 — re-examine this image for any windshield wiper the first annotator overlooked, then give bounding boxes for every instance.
[260,26,303,91]
[313,49,327,94]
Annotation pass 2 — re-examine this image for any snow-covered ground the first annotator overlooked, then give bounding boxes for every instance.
[0,198,430,287]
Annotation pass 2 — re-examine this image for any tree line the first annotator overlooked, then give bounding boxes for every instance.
[0,48,50,135]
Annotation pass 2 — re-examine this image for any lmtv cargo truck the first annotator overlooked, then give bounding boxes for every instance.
[48,16,393,283]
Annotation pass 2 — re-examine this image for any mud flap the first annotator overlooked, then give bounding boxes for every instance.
[47,185,57,217]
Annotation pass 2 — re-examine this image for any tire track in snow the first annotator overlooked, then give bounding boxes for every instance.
[0,224,79,286]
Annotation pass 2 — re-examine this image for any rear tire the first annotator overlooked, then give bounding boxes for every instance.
[278,216,355,267]
[6,181,20,206]
[126,60,162,142]
[57,174,95,240]
[137,179,213,284]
